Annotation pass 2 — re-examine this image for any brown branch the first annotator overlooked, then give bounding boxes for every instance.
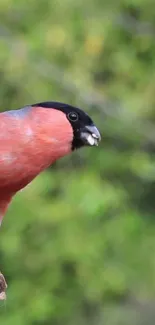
[0,272,7,300]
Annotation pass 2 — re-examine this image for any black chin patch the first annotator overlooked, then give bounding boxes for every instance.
[72,137,84,151]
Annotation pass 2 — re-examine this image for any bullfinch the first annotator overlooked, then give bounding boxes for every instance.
[0,101,101,298]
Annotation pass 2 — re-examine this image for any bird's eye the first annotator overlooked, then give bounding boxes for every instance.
[67,112,79,122]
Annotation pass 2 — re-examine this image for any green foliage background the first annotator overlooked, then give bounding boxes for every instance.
[0,0,155,324]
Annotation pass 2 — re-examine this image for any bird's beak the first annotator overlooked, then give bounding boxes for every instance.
[80,125,101,146]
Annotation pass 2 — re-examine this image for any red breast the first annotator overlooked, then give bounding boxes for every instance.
[0,107,73,194]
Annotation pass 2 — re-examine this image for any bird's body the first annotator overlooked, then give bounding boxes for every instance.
[0,102,101,224]
[0,106,73,222]
[0,107,72,191]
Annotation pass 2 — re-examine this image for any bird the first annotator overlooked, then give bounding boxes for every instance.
[0,101,101,299]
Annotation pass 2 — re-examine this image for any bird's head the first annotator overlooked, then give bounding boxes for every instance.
[32,101,101,151]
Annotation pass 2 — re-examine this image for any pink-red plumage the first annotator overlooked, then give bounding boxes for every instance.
[0,106,73,223]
